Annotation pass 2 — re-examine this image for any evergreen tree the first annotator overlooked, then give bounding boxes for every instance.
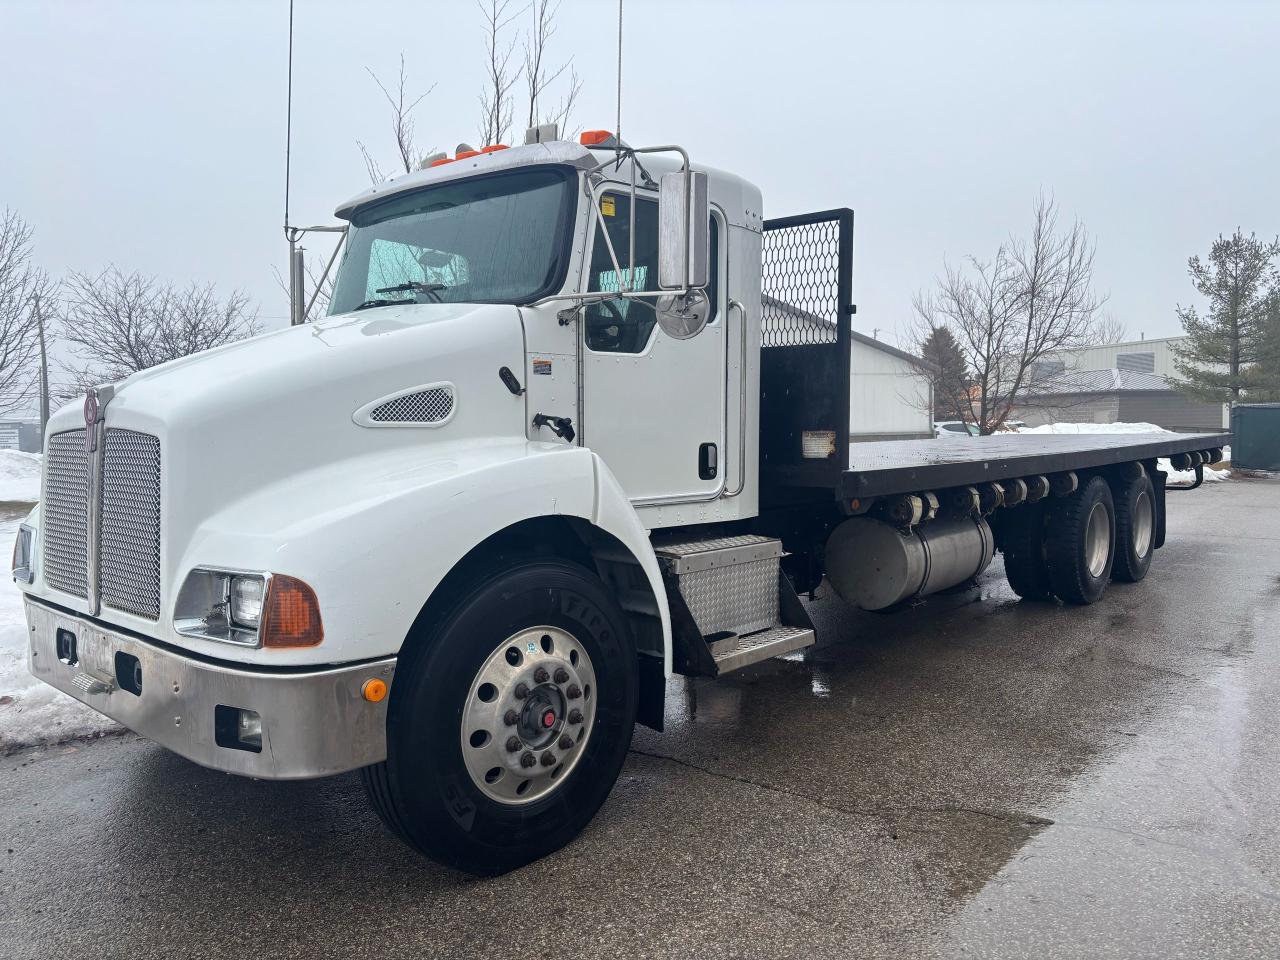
[1172,230,1280,403]
[1245,288,1280,401]
[919,325,970,421]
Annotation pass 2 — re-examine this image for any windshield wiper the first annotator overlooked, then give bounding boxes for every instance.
[376,281,448,302]
[353,297,415,311]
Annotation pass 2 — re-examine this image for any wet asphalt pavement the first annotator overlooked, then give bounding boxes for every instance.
[2,477,1278,959]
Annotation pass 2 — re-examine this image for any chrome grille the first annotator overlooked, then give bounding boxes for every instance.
[370,386,454,424]
[42,430,90,599]
[99,429,162,620]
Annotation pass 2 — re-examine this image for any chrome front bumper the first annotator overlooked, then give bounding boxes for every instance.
[23,597,396,780]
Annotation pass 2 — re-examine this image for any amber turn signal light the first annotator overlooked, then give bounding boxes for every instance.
[362,678,388,703]
[261,575,324,648]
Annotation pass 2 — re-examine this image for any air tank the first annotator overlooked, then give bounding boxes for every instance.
[825,516,995,611]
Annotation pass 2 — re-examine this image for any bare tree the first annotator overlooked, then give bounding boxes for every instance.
[0,210,48,417]
[60,268,259,391]
[478,0,524,147]
[524,0,582,136]
[1095,312,1128,344]
[357,55,437,183]
[913,195,1106,434]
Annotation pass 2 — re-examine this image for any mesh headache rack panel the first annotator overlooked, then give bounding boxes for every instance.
[759,208,854,502]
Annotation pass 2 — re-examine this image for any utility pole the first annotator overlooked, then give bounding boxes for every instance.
[33,292,50,436]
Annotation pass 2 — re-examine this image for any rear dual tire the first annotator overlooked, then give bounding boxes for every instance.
[1111,472,1155,584]
[1000,503,1054,601]
[1045,475,1116,605]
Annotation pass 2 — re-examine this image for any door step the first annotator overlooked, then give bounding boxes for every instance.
[710,624,815,673]
[654,533,816,677]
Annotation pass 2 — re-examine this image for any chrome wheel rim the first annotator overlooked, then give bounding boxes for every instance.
[1085,501,1111,578]
[1132,490,1153,559]
[461,626,597,805]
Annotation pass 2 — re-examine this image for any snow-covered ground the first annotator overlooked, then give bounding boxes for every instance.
[0,449,42,503]
[0,451,120,752]
[1015,422,1231,485]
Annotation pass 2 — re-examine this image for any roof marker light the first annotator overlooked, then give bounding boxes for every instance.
[480,144,509,153]
[455,150,480,160]
[580,130,614,146]
[430,156,456,167]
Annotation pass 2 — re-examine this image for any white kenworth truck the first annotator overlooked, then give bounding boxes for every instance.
[16,127,1225,875]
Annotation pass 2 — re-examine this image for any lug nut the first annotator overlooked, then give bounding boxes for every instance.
[540,752,557,767]
[558,734,574,750]
[553,667,569,684]
[566,684,581,700]
[520,751,536,769]
[503,709,518,726]
[514,683,529,700]
[506,736,522,753]
[568,708,583,725]
[534,667,549,684]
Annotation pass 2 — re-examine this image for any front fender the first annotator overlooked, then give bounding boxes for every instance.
[172,439,671,670]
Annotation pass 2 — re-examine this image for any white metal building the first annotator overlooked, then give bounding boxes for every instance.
[848,331,934,441]
[760,296,934,442]
[1043,336,1187,379]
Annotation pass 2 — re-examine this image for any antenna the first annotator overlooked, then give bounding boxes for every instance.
[615,0,623,162]
[284,0,295,233]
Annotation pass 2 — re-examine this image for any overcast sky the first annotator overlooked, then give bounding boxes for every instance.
[3,0,1278,346]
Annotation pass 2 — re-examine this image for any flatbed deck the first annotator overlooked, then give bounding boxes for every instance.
[840,432,1227,499]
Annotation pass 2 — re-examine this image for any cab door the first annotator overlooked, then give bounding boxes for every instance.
[579,188,725,504]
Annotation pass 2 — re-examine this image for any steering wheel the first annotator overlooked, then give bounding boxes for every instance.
[586,298,628,352]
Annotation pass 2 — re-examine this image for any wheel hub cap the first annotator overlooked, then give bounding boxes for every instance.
[1085,501,1111,578]
[1133,490,1153,558]
[461,626,597,805]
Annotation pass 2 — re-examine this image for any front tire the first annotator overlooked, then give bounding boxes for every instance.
[363,559,638,875]
[1045,475,1115,605]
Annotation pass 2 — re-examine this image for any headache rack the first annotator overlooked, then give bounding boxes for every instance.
[759,208,855,506]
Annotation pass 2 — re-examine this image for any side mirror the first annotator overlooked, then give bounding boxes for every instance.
[658,170,709,291]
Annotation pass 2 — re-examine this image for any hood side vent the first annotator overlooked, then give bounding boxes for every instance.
[355,383,456,428]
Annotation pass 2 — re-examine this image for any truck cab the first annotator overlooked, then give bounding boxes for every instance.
[16,126,1223,876]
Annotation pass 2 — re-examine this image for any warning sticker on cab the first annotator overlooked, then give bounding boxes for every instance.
[533,358,553,376]
[600,196,616,217]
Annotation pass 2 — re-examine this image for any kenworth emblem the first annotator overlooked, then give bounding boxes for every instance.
[83,388,99,452]
[82,384,114,452]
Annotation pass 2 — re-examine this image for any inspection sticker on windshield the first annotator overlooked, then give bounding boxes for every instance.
[533,358,553,376]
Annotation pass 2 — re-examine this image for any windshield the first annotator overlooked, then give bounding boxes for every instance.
[329,167,576,314]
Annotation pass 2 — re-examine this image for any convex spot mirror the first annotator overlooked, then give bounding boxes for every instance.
[655,288,710,340]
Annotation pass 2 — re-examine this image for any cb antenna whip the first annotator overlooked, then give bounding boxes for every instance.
[615,0,623,163]
[284,0,295,234]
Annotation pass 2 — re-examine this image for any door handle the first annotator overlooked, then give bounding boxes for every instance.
[533,413,576,443]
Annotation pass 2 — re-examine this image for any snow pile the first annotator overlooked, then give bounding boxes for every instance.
[0,450,41,503]
[1015,422,1230,484]
[0,513,119,752]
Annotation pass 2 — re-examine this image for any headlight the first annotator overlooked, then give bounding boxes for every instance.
[230,576,264,627]
[174,569,268,646]
[11,524,34,584]
[175,568,323,648]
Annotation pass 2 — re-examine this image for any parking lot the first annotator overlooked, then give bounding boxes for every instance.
[3,476,1278,960]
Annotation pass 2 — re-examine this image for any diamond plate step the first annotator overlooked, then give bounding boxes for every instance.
[712,625,815,674]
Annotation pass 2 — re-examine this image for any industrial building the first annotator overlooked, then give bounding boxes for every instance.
[1011,368,1229,432]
